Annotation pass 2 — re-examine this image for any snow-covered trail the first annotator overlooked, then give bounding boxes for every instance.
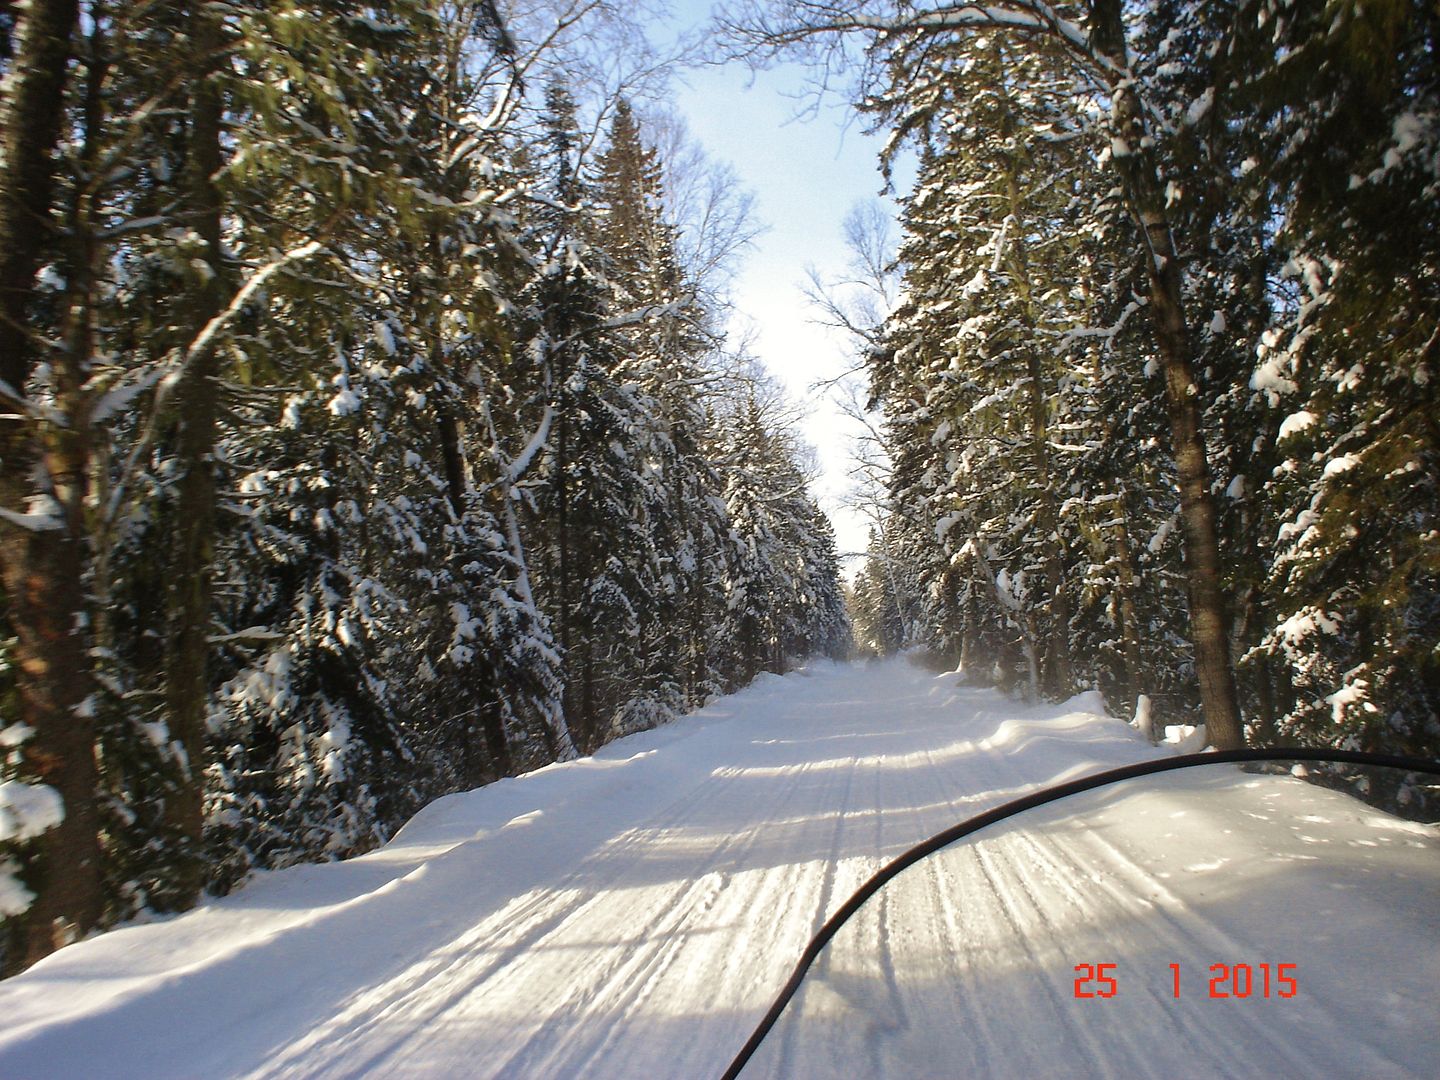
[1,658,1436,1079]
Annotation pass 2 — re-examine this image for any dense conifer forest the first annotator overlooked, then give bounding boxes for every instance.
[738,0,1438,760]
[0,0,850,975]
[2,0,1436,982]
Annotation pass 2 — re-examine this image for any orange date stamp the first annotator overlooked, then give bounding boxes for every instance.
[1072,962,1298,999]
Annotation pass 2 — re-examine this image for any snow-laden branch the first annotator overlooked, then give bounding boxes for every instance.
[0,779,64,843]
[720,1,1120,82]
[87,365,165,425]
[183,241,324,371]
[475,395,577,762]
[543,297,702,354]
[0,506,64,533]
[587,297,698,336]
[508,404,554,484]
[1055,294,1147,349]
[207,627,286,644]
[106,238,331,525]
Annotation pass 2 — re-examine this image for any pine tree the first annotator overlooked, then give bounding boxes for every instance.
[1249,0,1440,762]
[592,97,734,714]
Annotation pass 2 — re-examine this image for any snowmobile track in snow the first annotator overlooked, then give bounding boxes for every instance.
[1,657,1437,1079]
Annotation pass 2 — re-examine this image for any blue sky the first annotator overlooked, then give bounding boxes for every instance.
[658,1,908,573]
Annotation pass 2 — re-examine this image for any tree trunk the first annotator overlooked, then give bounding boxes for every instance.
[0,0,79,389]
[1110,501,1145,716]
[479,702,513,779]
[160,9,226,906]
[430,228,471,521]
[1023,348,1073,697]
[959,581,979,681]
[580,645,596,753]
[479,395,576,761]
[0,0,105,978]
[0,525,104,975]
[552,343,588,754]
[1090,0,1244,748]
[436,401,469,519]
[687,476,708,703]
[1022,613,1042,701]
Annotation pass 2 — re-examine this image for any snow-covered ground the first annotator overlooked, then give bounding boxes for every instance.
[1,658,1436,1078]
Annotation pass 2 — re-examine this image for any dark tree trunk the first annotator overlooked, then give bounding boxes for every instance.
[959,581,979,681]
[0,525,104,975]
[0,0,78,388]
[160,9,226,906]
[1110,504,1145,716]
[480,703,514,778]
[1091,0,1244,748]
[686,476,708,703]
[436,401,469,519]
[550,335,593,754]
[1024,348,1073,698]
[430,229,471,521]
[580,645,596,753]
[0,0,105,978]
[1252,653,1281,747]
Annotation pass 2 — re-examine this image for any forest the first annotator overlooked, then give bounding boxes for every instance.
[799,1,1439,763]
[2,0,1437,983]
[0,0,851,976]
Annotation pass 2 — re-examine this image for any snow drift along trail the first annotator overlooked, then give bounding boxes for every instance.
[0,657,1436,1079]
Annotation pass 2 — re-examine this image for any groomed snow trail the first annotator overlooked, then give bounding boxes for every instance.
[1,658,1436,1079]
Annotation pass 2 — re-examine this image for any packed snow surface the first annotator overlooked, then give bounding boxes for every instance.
[1,658,1436,1078]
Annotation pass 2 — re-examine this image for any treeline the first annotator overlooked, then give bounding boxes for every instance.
[725,3,1438,754]
[0,2,848,975]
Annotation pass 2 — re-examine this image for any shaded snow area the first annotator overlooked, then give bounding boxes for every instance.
[1,658,1437,1078]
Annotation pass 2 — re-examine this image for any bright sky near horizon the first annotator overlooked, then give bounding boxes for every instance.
[659,1,908,576]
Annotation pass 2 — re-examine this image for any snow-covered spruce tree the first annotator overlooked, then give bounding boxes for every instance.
[1248,0,1440,764]
[848,519,926,657]
[506,81,844,747]
[45,0,570,914]
[350,1,573,778]
[203,402,412,891]
[1,0,854,973]
[1122,0,1294,739]
[717,396,792,684]
[514,80,674,754]
[591,97,720,725]
[841,9,1258,720]
[1066,324,1207,720]
[870,37,1103,699]
[848,552,897,657]
[710,384,850,684]
[198,1,583,887]
[597,99,798,719]
[86,0,463,909]
[796,503,852,661]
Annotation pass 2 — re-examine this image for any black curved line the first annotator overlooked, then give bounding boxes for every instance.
[719,747,1440,1080]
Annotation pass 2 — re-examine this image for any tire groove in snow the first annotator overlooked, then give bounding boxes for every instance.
[491,753,843,1078]
[245,767,757,1078]
[0,659,1436,1080]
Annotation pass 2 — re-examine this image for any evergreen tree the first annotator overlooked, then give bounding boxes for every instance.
[1250,0,1440,760]
[0,0,854,976]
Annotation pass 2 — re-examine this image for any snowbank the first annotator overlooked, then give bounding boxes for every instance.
[0,657,1434,1079]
